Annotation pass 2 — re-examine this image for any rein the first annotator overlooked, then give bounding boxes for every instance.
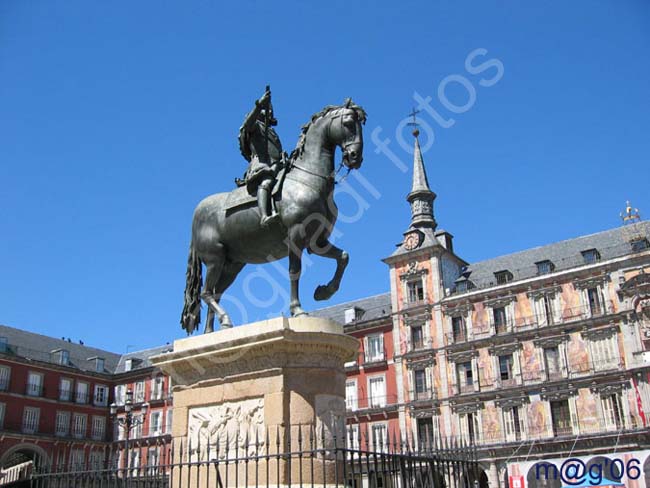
[289,161,351,185]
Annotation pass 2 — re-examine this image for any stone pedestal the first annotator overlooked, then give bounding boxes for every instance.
[150,316,358,487]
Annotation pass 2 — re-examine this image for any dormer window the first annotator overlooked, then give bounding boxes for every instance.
[630,238,649,253]
[53,349,70,366]
[455,279,474,293]
[124,359,133,372]
[581,249,600,264]
[494,270,513,285]
[0,337,7,353]
[535,260,555,276]
[95,358,105,373]
[344,307,364,324]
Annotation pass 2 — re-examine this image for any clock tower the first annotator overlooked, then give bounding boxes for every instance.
[383,123,466,442]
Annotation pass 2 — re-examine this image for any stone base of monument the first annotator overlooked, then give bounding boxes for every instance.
[151,316,358,487]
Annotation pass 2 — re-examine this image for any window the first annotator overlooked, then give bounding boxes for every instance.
[586,287,604,316]
[115,385,126,406]
[166,410,173,433]
[414,369,428,400]
[151,377,164,400]
[581,249,600,264]
[27,371,43,396]
[129,449,140,475]
[344,307,364,324]
[417,418,435,450]
[124,359,133,372]
[411,325,424,350]
[147,448,159,474]
[601,394,624,430]
[535,294,556,326]
[88,451,104,471]
[499,354,514,382]
[91,416,106,440]
[70,450,85,471]
[536,260,554,275]
[503,406,524,442]
[345,380,358,411]
[590,335,618,371]
[22,407,40,434]
[0,402,5,428]
[370,423,388,452]
[72,413,87,438]
[452,316,467,342]
[459,412,480,444]
[630,238,650,253]
[95,358,105,373]
[55,411,70,437]
[407,279,425,303]
[456,280,473,293]
[368,376,386,408]
[76,382,89,403]
[494,270,513,284]
[134,381,145,403]
[544,346,562,380]
[0,365,10,391]
[365,334,384,363]
[59,378,72,401]
[550,399,572,436]
[346,424,360,451]
[493,307,508,334]
[0,337,7,353]
[132,415,143,438]
[94,385,108,406]
[456,361,474,392]
[56,349,70,365]
[150,411,163,436]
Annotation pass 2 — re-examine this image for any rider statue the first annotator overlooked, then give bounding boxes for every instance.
[237,86,284,227]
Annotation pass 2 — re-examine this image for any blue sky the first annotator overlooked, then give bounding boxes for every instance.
[1,1,649,353]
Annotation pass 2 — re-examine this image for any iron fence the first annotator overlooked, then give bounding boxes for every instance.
[29,425,481,488]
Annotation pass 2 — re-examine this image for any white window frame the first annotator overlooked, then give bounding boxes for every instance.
[134,380,146,403]
[55,411,71,437]
[589,335,619,371]
[132,414,143,438]
[22,406,40,434]
[75,381,89,404]
[458,411,481,444]
[166,409,173,433]
[91,416,106,440]
[72,413,87,439]
[0,365,11,391]
[115,384,126,406]
[149,411,163,436]
[364,333,384,363]
[502,405,526,442]
[600,393,625,431]
[367,375,386,408]
[70,449,85,471]
[345,379,358,411]
[27,371,43,396]
[59,377,73,401]
[151,376,163,400]
[94,384,108,406]
[369,422,388,453]
[346,423,360,451]
[534,294,559,326]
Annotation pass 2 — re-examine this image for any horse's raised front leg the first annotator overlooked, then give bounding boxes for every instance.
[288,228,307,317]
[310,239,349,302]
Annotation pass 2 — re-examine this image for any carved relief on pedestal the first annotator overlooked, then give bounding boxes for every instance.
[187,398,265,460]
[314,394,345,449]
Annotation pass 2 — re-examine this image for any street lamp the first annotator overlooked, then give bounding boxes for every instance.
[110,389,149,484]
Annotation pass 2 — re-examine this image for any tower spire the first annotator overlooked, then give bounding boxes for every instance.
[406,110,437,230]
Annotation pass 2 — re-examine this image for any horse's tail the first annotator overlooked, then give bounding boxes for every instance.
[180,243,202,334]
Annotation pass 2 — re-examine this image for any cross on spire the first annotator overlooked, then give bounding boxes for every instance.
[407,107,420,137]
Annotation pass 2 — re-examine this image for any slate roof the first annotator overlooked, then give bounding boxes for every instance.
[0,324,121,374]
[456,222,650,291]
[310,292,392,325]
[114,345,174,374]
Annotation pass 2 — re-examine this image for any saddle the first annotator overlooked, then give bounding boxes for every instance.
[225,162,289,213]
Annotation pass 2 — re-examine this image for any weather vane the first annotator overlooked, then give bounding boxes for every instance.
[621,200,641,224]
[407,107,420,137]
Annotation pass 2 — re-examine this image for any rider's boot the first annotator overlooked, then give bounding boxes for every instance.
[258,180,279,227]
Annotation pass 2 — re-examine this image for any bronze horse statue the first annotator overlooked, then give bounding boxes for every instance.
[181,100,366,333]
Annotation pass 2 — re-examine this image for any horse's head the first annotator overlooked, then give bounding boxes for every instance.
[328,99,366,170]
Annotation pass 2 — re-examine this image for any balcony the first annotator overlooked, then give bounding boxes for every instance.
[349,394,399,413]
[59,388,73,401]
[456,383,476,395]
[75,392,90,404]
[363,349,387,368]
[409,387,436,405]
[25,383,44,397]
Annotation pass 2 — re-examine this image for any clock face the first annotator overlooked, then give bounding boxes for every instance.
[403,232,422,251]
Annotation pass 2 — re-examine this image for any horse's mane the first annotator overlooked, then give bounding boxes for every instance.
[289,99,367,161]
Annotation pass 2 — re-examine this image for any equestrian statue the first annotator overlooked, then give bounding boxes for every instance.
[181,87,366,334]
